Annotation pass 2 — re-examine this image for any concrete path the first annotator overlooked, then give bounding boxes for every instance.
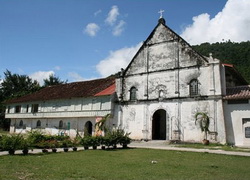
[129,141,250,157]
[1,141,250,157]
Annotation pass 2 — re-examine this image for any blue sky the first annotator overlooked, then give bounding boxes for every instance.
[1,0,250,84]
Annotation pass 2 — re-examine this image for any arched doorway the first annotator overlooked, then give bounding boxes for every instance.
[152,109,167,140]
[84,121,93,136]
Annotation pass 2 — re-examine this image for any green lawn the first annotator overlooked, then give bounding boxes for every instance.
[0,148,250,180]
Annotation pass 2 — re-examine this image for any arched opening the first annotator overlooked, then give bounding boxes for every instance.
[19,120,23,127]
[84,121,93,136]
[130,87,137,101]
[190,79,199,96]
[152,109,167,140]
[59,120,63,129]
[36,120,41,128]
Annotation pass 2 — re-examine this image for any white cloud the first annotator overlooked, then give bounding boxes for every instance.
[84,23,100,37]
[94,9,102,16]
[96,42,142,77]
[68,72,85,82]
[29,71,54,85]
[113,20,126,36]
[181,0,250,45]
[105,5,119,26]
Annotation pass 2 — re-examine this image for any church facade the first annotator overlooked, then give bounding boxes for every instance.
[116,18,227,143]
[4,17,250,146]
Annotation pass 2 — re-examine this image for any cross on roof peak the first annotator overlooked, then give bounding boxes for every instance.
[158,9,164,18]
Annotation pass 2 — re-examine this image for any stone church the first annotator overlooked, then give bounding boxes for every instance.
[4,16,250,146]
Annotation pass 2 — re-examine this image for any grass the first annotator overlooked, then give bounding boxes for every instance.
[0,148,250,180]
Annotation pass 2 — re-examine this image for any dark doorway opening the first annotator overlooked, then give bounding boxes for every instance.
[152,109,166,140]
[84,121,93,136]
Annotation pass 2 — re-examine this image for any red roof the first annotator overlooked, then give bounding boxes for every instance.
[94,83,115,96]
[222,63,234,68]
[224,85,250,100]
[5,77,115,104]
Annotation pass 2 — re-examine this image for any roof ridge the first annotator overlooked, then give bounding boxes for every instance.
[226,85,250,89]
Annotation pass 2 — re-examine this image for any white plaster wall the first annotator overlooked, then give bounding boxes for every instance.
[123,75,147,101]
[120,104,145,139]
[9,116,116,138]
[147,71,176,99]
[6,96,113,119]
[119,99,226,143]
[224,101,250,146]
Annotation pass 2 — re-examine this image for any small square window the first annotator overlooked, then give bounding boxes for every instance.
[245,127,250,138]
[15,105,21,113]
[32,104,39,113]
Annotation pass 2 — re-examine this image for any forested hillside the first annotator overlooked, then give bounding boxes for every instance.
[192,41,250,83]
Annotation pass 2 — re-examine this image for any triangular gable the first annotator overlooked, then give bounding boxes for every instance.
[124,18,207,76]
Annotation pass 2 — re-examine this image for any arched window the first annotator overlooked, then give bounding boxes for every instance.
[190,79,199,96]
[19,120,23,127]
[36,120,41,128]
[130,87,137,101]
[59,120,63,129]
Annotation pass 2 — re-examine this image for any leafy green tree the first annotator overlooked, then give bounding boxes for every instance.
[193,41,250,83]
[1,70,40,99]
[43,74,67,87]
[0,70,41,130]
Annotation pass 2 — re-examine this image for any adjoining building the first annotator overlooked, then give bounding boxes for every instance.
[4,17,250,146]
[5,77,117,137]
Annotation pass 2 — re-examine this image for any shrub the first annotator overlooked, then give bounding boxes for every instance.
[71,136,81,147]
[54,135,70,141]
[0,134,24,154]
[81,136,92,148]
[61,138,72,148]
[119,135,131,147]
[104,128,131,148]
[35,140,50,149]
[27,130,47,147]
[89,136,101,148]
[27,130,70,148]
[20,138,31,150]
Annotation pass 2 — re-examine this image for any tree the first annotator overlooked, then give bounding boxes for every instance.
[195,112,210,144]
[0,70,40,100]
[43,74,67,87]
[193,41,250,83]
[0,70,41,130]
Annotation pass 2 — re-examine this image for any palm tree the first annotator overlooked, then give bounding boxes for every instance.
[94,114,110,136]
[195,112,210,143]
